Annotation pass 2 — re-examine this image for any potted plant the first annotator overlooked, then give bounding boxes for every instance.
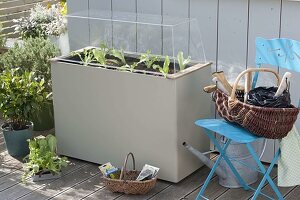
[0,37,60,131]
[51,44,212,183]
[0,68,51,157]
[22,134,69,182]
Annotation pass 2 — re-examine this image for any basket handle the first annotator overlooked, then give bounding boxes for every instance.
[230,68,281,101]
[119,152,136,180]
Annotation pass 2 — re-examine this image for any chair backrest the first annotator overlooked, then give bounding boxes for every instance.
[254,37,300,108]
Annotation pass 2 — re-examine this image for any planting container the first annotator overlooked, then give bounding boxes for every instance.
[1,122,33,157]
[32,171,61,182]
[51,55,212,183]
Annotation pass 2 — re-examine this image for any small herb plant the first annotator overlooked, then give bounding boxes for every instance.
[153,56,170,78]
[22,134,69,183]
[139,50,160,69]
[0,68,51,131]
[72,49,95,66]
[177,51,191,71]
[70,44,192,77]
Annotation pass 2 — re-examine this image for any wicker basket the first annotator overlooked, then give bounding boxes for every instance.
[214,68,299,139]
[103,153,157,195]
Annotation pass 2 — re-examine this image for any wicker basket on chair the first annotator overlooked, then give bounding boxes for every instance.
[214,68,299,139]
[103,153,157,195]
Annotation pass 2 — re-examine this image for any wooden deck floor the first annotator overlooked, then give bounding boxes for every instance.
[0,133,299,200]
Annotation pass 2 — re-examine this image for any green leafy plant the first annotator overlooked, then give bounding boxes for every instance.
[92,43,111,65]
[110,48,126,66]
[138,50,160,69]
[177,51,191,71]
[22,134,69,183]
[119,62,138,72]
[153,56,170,78]
[0,37,60,90]
[72,49,95,66]
[0,68,51,130]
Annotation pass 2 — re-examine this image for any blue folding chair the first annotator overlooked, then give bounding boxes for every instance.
[195,37,300,200]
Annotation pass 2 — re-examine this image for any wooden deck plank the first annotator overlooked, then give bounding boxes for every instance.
[255,177,294,200]
[51,174,105,200]
[82,186,123,200]
[0,155,22,178]
[184,176,228,200]
[148,166,213,200]
[18,164,99,200]
[215,167,277,200]
[116,181,172,200]
[0,159,86,200]
[285,186,300,200]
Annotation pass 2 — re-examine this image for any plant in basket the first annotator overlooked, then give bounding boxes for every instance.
[0,68,51,157]
[22,134,69,183]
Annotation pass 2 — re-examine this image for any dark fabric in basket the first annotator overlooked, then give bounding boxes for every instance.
[214,89,299,139]
[247,86,292,108]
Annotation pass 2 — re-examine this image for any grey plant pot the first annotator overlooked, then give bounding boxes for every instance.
[1,122,33,158]
[32,171,61,182]
[50,52,212,183]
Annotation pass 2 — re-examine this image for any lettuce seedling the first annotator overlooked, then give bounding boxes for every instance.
[153,56,170,78]
[177,51,191,71]
[139,50,160,69]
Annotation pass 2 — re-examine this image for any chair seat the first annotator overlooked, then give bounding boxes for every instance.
[195,119,261,143]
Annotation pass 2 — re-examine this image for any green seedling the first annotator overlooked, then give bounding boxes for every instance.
[92,49,107,65]
[153,56,170,78]
[110,48,126,66]
[71,49,95,66]
[177,51,191,71]
[139,50,160,69]
[22,135,69,183]
[119,62,138,72]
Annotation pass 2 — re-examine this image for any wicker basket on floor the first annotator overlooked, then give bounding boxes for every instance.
[103,153,157,195]
[214,68,299,139]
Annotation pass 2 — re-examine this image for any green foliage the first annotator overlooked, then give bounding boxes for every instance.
[110,48,126,65]
[0,68,51,130]
[72,49,95,66]
[138,50,160,69]
[177,51,191,71]
[22,134,69,183]
[0,23,6,48]
[0,37,60,90]
[153,56,170,78]
[92,43,110,65]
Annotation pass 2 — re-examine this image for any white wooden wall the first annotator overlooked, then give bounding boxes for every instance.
[67,0,300,162]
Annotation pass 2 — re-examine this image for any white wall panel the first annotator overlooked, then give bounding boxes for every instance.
[218,0,249,83]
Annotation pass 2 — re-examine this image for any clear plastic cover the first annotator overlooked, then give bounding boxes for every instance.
[65,10,207,74]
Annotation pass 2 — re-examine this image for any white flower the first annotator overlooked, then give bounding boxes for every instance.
[14,3,67,38]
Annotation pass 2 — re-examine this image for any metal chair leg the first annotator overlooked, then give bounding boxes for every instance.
[205,130,250,191]
[246,143,283,200]
[196,141,230,200]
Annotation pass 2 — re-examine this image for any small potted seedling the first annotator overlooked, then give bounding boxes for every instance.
[22,134,69,182]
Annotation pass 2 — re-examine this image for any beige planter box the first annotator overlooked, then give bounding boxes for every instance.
[51,55,212,183]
